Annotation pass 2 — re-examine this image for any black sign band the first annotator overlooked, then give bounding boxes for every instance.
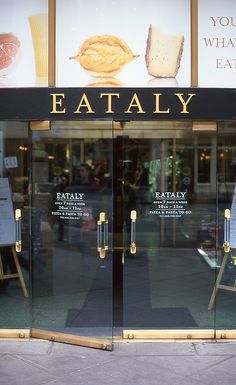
[0,87,235,121]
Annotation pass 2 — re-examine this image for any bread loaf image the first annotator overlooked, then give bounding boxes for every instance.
[70,34,139,77]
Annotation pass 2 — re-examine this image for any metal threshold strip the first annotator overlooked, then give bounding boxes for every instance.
[0,329,30,339]
[123,330,236,340]
[1,329,236,343]
[31,329,113,350]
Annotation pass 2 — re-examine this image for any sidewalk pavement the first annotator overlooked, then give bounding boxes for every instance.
[1,339,236,385]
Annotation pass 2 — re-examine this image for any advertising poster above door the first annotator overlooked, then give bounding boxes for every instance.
[56,0,191,88]
[198,0,236,87]
[0,0,48,87]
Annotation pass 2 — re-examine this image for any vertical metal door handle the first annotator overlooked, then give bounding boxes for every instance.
[104,218,108,251]
[130,210,137,254]
[224,209,231,253]
[15,209,22,252]
[97,212,108,259]
[97,215,102,253]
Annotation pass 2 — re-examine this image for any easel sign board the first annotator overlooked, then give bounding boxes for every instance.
[0,178,16,246]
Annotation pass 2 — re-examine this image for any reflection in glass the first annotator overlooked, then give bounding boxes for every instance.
[0,122,30,328]
[121,122,216,331]
[31,122,113,342]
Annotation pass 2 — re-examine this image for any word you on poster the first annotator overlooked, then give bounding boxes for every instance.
[204,16,236,70]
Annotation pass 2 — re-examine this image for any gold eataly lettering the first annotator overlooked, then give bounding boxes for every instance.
[125,93,145,114]
[153,93,170,113]
[50,93,66,114]
[74,93,95,114]
[50,91,197,116]
[100,93,120,113]
[175,93,196,114]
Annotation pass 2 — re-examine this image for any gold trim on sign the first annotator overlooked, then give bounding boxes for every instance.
[48,0,56,86]
[30,121,51,131]
[31,329,113,350]
[191,0,198,86]
[192,122,217,131]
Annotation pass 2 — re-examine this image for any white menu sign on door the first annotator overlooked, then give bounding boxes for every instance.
[0,178,16,246]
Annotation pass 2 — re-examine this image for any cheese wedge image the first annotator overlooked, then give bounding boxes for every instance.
[145,25,184,78]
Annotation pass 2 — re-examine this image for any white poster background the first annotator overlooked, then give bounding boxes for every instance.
[56,0,191,87]
[0,0,48,88]
[0,178,16,245]
[198,0,236,87]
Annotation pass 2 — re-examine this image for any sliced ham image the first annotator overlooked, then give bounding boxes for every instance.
[0,33,21,73]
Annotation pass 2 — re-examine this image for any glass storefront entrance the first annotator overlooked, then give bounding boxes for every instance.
[31,121,113,349]
[0,121,30,335]
[1,120,236,345]
[119,122,217,337]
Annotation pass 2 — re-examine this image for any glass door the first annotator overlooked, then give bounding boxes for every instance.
[120,121,217,338]
[0,121,30,336]
[214,122,236,335]
[30,121,113,350]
